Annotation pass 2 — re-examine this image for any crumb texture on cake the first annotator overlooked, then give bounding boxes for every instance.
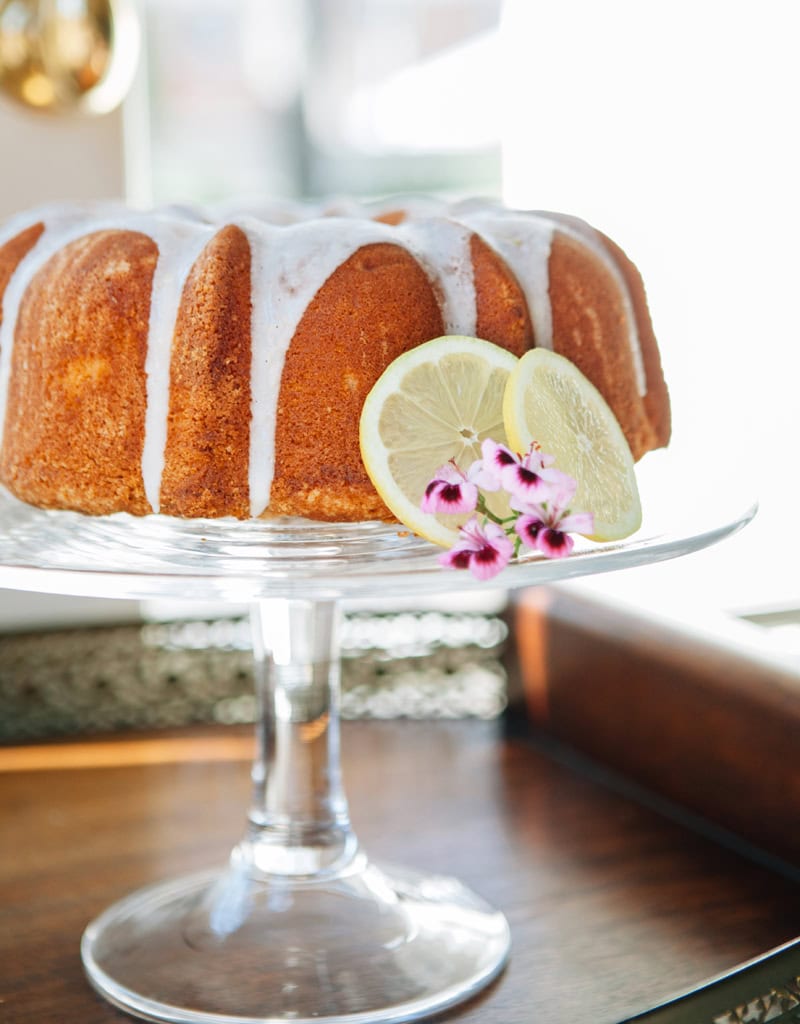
[0,198,670,521]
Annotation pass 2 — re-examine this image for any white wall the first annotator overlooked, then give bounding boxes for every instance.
[0,101,126,219]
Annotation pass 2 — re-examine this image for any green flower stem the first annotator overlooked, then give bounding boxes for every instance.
[475,495,516,526]
[473,494,523,557]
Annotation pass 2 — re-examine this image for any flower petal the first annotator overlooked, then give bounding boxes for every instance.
[435,461,468,484]
[457,516,490,549]
[500,462,559,502]
[438,516,514,580]
[514,514,545,549]
[509,493,547,519]
[466,457,501,492]
[420,478,478,514]
[539,469,578,515]
[559,511,594,536]
[439,547,473,570]
[536,528,575,559]
[468,543,512,580]
[520,444,549,472]
[477,439,520,490]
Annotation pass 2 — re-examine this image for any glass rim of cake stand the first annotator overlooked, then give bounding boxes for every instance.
[0,451,756,602]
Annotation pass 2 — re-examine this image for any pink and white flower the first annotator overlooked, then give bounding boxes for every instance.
[514,511,593,559]
[513,472,594,559]
[438,517,515,580]
[509,466,577,514]
[501,450,560,503]
[474,439,559,503]
[420,438,595,578]
[421,460,478,515]
[468,439,519,491]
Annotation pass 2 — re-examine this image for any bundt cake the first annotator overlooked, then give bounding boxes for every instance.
[0,198,670,522]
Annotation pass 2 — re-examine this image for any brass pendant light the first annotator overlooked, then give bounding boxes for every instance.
[0,0,140,115]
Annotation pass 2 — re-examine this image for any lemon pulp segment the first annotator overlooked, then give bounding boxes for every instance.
[359,337,517,546]
[503,349,642,541]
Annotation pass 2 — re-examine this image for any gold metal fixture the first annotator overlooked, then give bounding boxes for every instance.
[0,0,140,115]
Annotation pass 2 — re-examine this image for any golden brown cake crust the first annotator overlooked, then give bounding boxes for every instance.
[269,242,444,521]
[0,202,671,523]
[160,225,253,518]
[0,223,44,331]
[471,234,534,355]
[548,232,655,460]
[0,229,155,515]
[596,230,671,450]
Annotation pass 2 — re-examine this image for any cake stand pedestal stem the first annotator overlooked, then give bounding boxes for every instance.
[242,598,357,876]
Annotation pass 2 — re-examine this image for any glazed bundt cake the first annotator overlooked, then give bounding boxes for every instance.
[0,198,670,522]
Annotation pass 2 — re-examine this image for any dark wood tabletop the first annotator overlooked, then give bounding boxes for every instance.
[1,718,798,1024]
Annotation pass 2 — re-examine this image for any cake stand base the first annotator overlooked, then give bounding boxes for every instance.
[81,852,510,1024]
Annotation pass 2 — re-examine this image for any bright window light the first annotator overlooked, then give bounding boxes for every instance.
[344,30,500,152]
[500,0,799,614]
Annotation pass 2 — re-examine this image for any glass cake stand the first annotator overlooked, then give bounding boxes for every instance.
[0,455,756,1024]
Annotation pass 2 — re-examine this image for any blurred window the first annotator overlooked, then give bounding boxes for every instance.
[138,0,502,203]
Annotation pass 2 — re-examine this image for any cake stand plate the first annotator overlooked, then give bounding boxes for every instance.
[0,453,756,1024]
[0,452,755,603]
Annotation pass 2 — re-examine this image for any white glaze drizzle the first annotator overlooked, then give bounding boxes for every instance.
[0,197,648,518]
[531,210,647,394]
[139,217,213,512]
[452,205,555,350]
[239,216,397,517]
[394,217,477,336]
[0,204,214,512]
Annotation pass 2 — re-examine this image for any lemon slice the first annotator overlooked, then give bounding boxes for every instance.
[503,349,642,541]
[359,336,518,546]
